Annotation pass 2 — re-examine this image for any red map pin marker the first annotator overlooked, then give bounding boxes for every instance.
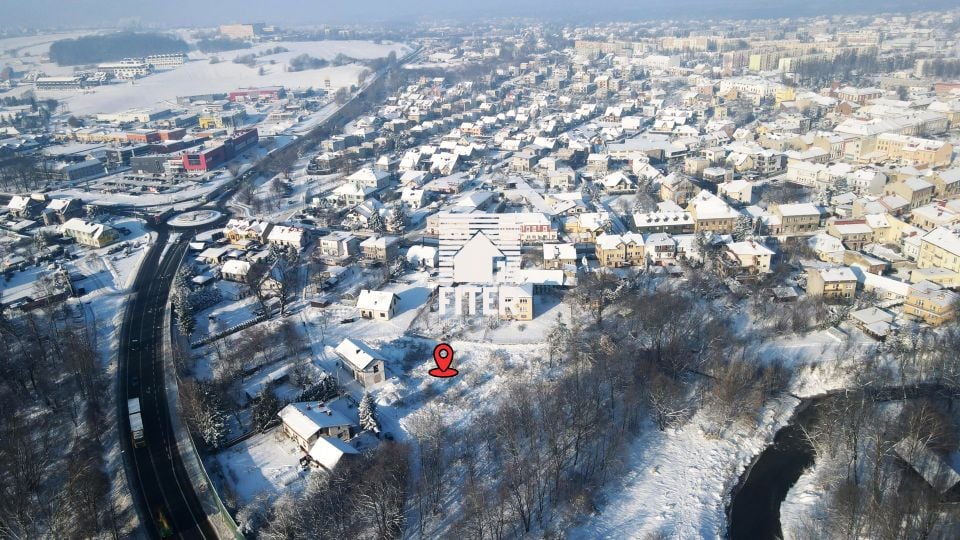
[429,343,458,378]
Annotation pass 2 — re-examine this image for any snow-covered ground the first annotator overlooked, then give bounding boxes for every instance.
[214,430,307,507]
[568,396,799,539]
[36,40,409,115]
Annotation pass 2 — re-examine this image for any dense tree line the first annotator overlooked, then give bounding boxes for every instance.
[49,32,188,66]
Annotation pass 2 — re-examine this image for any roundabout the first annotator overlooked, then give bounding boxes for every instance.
[166,209,223,228]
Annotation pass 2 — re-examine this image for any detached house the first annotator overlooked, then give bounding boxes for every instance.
[356,290,399,320]
[278,400,355,450]
[335,338,386,388]
[595,233,646,268]
[347,167,391,190]
[267,225,306,250]
[360,235,400,263]
[807,267,858,300]
[60,218,120,248]
[225,219,273,245]
[43,198,83,225]
[904,281,958,326]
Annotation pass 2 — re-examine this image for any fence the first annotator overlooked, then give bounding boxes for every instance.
[163,272,245,539]
[190,314,268,349]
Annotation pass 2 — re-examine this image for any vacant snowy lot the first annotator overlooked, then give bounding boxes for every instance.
[47,40,410,115]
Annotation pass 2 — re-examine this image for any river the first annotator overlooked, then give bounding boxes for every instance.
[726,384,959,540]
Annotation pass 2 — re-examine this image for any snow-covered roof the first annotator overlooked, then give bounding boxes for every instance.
[543,243,577,261]
[60,218,114,239]
[278,402,354,442]
[267,225,304,244]
[335,338,385,372]
[727,241,774,257]
[308,436,359,471]
[356,289,397,312]
[221,259,251,276]
[921,227,960,257]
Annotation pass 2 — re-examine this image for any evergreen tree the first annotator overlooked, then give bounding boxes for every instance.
[368,210,386,233]
[198,386,228,449]
[387,205,408,233]
[733,216,753,242]
[358,392,379,433]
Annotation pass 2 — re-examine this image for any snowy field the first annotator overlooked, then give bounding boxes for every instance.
[214,431,307,507]
[32,40,410,115]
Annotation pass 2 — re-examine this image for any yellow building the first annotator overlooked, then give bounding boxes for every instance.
[595,233,646,268]
[768,203,822,236]
[499,284,534,321]
[806,267,857,300]
[775,87,797,104]
[687,190,741,234]
[917,227,960,273]
[904,282,958,326]
[876,134,953,169]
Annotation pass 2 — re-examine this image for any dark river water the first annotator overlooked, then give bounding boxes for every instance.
[726,385,959,540]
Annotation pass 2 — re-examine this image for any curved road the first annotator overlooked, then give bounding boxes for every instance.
[118,229,217,539]
[114,48,421,538]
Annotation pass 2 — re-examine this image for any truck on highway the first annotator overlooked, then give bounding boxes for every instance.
[128,397,145,448]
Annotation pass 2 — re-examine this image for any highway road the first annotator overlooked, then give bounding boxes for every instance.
[113,48,422,539]
[118,229,218,540]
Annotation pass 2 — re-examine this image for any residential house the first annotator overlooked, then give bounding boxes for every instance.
[347,167,391,190]
[356,290,399,320]
[221,259,252,282]
[499,283,534,321]
[308,436,359,471]
[595,233,646,268]
[59,218,119,248]
[6,194,44,218]
[718,180,752,204]
[687,190,741,234]
[224,219,273,245]
[330,182,375,206]
[884,178,935,209]
[725,241,774,273]
[768,203,823,236]
[278,401,354,450]
[335,338,387,387]
[645,233,678,265]
[319,231,359,259]
[917,227,960,273]
[931,168,960,198]
[632,211,696,235]
[599,171,635,193]
[406,245,438,268]
[43,198,83,225]
[360,235,400,263]
[904,281,958,326]
[542,243,577,270]
[562,212,610,242]
[267,226,306,250]
[806,266,858,300]
[827,219,874,251]
[659,173,698,205]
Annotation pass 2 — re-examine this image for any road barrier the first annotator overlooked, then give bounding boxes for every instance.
[162,248,245,539]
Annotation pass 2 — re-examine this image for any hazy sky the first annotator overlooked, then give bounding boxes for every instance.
[0,0,955,29]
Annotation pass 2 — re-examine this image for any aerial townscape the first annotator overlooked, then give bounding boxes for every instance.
[3,1,960,539]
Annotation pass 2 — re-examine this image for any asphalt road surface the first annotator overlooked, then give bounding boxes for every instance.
[118,228,218,540]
